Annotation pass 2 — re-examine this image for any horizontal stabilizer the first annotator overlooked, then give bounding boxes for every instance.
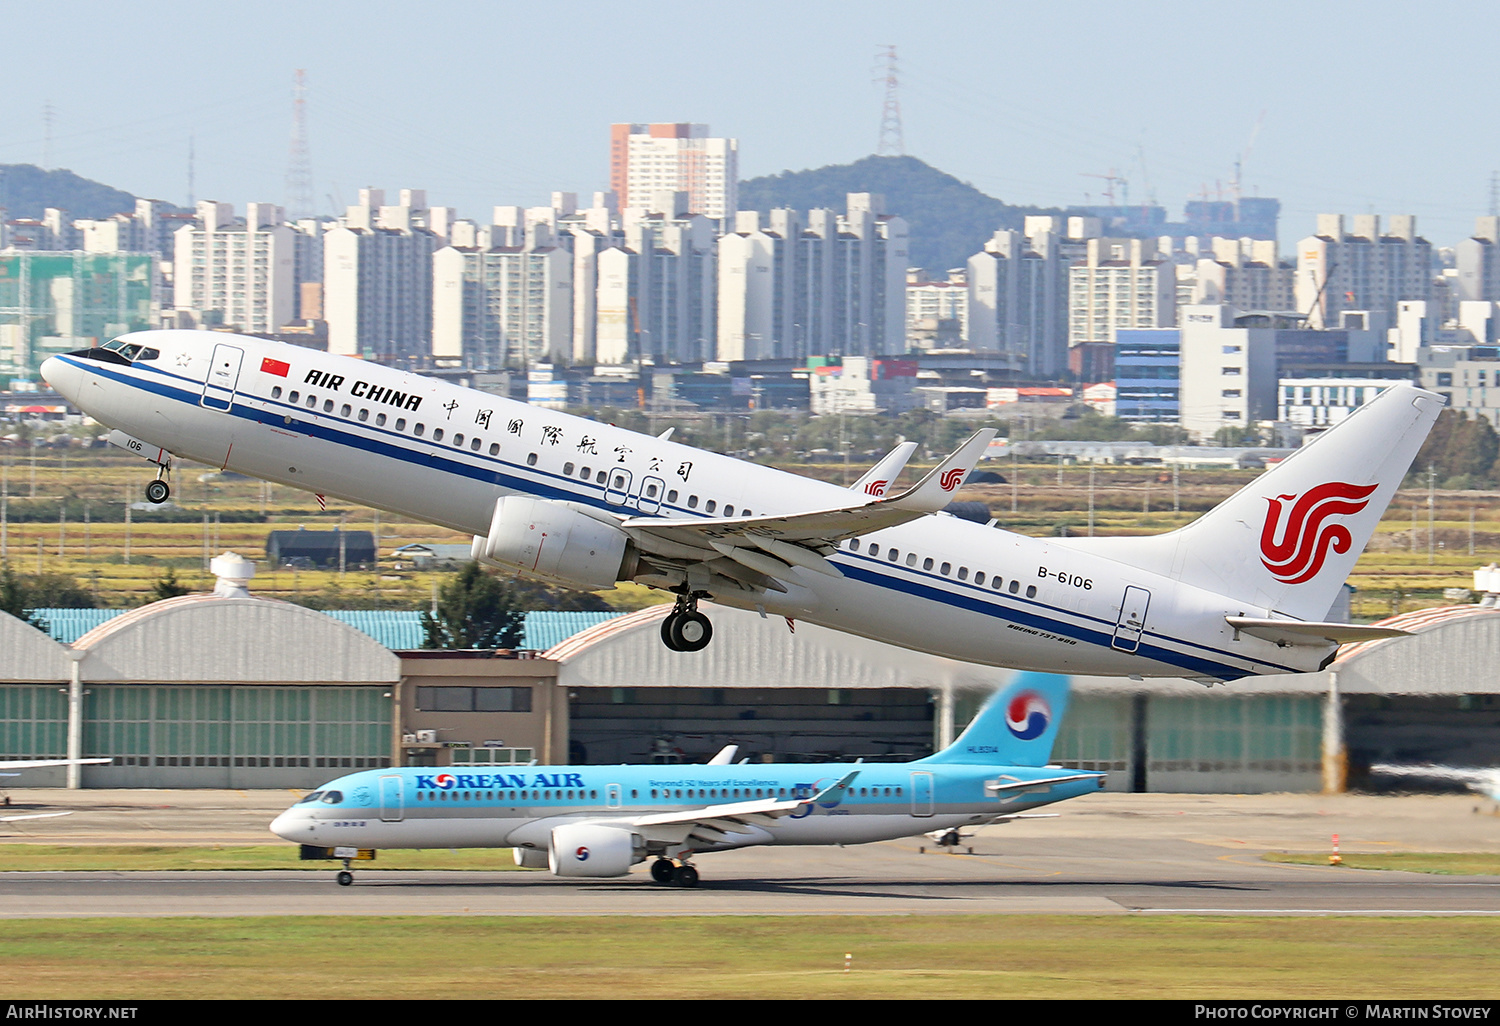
[1225,617,1411,647]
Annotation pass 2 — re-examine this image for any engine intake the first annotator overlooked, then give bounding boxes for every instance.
[472,496,634,592]
[547,822,646,878]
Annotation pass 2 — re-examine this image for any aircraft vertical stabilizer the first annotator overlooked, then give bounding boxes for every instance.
[919,673,1071,767]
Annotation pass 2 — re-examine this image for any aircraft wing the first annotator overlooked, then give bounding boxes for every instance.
[0,811,72,823]
[621,430,995,582]
[628,771,859,848]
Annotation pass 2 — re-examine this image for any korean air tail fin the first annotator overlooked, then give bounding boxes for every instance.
[919,673,1070,767]
[1055,384,1443,622]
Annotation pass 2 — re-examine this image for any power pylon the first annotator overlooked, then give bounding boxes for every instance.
[874,45,905,156]
[285,69,314,220]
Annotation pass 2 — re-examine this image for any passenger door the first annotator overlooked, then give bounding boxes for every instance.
[200,343,244,411]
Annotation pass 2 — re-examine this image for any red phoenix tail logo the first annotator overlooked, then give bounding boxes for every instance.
[1259,481,1378,584]
[865,479,889,496]
[939,468,965,492]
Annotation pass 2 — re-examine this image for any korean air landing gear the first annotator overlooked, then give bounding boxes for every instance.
[650,858,699,887]
[337,857,354,886]
[660,594,712,653]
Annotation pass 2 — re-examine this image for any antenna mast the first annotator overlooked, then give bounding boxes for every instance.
[285,69,314,220]
[874,45,905,156]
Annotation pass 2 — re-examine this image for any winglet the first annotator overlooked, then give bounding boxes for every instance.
[801,770,859,806]
[885,429,996,513]
[851,441,918,498]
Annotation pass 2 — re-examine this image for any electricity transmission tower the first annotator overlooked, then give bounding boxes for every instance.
[874,45,905,156]
[285,69,314,220]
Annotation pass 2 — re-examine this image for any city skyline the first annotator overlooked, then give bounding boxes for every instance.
[2,1,1498,247]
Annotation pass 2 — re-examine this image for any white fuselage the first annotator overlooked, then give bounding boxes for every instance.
[44,330,1307,680]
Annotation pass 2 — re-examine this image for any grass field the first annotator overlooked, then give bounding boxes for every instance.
[6,447,1499,615]
[3,914,1499,999]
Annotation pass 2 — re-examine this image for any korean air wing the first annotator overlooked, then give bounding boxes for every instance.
[271,674,1100,887]
[41,329,1442,681]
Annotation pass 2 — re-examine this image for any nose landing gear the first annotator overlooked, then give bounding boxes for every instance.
[144,456,173,504]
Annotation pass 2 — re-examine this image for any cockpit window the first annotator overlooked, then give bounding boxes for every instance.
[320,791,343,804]
[297,791,324,804]
[133,347,160,361]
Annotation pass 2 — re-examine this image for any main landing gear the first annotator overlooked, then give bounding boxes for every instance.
[650,858,699,887]
[660,593,712,653]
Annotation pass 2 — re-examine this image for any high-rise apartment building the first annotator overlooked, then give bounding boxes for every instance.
[1067,237,1177,346]
[966,217,1083,377]
[609,123,738,221]
[324,189,441,361]
[1191,238,1294,311]
[173,201,296,335]
[716,194,907,362]
[1455,216,1500,304]
[432,221,573,370]
[1295,214,1432,330]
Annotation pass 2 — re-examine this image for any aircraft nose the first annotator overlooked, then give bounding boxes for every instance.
[270,808,313,842]
[40,356,81,402]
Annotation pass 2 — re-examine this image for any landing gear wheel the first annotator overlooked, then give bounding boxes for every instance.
[669,612,712,652]
[651,859,676,884]
[660,614,683,652]
[336,871,353,887]
[144,479,170,504]
[672,864,699,888]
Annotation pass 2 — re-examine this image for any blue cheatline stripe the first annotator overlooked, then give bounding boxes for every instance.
[71,357,1281,679]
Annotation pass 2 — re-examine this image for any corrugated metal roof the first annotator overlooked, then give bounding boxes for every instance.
[32,608,123,644]
[30,606,620,653]
[523,611,626,651]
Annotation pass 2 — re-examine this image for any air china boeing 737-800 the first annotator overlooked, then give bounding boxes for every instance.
[269,672,1098,886]
[42,329,1439,681]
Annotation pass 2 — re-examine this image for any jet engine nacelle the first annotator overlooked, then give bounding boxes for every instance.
[472,496,635,592]
[513,846,549,869]
[547,822,646,878]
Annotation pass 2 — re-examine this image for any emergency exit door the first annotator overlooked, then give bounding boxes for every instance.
[1111,586,1151,653]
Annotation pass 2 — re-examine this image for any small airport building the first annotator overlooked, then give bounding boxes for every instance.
[2,553,1499,793]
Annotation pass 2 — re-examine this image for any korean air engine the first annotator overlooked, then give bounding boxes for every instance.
[472,496,636,592]
[547,822,646,878]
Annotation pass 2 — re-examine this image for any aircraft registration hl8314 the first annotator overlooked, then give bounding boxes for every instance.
[43,330,1441,681]
[270,673,1100,886]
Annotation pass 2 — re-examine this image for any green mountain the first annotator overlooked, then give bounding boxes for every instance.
[0,164,141,220]
[738,155,1062,274]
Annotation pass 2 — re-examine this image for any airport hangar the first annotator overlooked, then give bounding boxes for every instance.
[2,555,1498,793]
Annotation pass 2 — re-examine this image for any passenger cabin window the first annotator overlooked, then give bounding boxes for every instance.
[941,562,951,576]
[906,553,917,567]
[596,471,606,484]
[357,408,368,422]
[922,557,934,571]
[289,391,300,403]
[1008,580,1020,594]
[527,453,539,466]
[705,500,717,514]
[395,419,406,431]
[306,395,317,408]
[1026,585,1037,598]
[564,462,575,476]
[723,505,734,516]
[413,424,424,436]
[489,443,500,455]
[376,413,386,427]
[341,404,352,417]
[470,438,481,451]
[271,387,282,399]
[687,495,699,509]
[433,428,444,441]
[667,490,678,503]
[453,433,464,446]
[323,399,334,413]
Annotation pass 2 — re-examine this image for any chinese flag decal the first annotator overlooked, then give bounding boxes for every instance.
[261,357,291,377]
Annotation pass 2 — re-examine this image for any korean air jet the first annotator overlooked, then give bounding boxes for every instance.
[42,330,1439,681]
[270,673,1099,886]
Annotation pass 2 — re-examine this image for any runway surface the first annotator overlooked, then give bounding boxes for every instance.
[2,789,1498,917]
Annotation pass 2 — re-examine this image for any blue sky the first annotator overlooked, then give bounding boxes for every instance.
[2,0,1495,247]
